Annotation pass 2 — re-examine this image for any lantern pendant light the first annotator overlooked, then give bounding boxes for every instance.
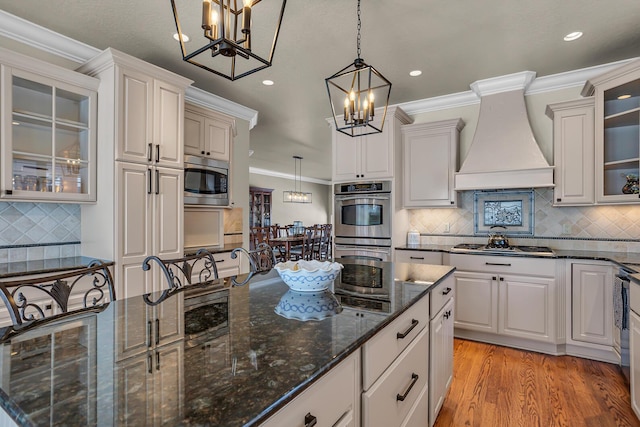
[171,0,287,81]
[325,0,392,137]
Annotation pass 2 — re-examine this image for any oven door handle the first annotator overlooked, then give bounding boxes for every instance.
[335,195,390,202]
[335,245,391,254]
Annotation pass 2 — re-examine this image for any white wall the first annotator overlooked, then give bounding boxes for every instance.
[249,173,331,226]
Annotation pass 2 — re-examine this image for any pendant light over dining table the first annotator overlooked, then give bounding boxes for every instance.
[325,0,392,137]
[170,0,286,81]
[283,156,312,203]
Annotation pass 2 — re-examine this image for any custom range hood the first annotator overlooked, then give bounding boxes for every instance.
[454,71,554,191]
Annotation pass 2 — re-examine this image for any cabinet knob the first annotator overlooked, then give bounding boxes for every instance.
[450,201,454,204]
[556,198,562,202]
[304,412,317,427]
[206,152,210,156]
[5,190,12,195]
[201,150,205,155]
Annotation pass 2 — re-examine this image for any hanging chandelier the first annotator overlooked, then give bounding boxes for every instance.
[325,0,391,137]
[170,0,287,81]
[283,156,312,203]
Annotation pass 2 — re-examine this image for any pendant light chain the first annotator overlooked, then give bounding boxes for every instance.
[356,0,361,59]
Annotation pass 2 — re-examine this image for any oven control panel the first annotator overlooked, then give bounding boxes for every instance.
[335,181,391,194]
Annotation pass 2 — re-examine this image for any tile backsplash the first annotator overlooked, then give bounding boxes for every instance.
[0,202,81,262]
[410,189,640,253]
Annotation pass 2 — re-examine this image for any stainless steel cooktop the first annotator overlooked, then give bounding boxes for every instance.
[450,243,556,257]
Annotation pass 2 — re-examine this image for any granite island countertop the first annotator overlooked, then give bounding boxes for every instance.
[0,261,454,426]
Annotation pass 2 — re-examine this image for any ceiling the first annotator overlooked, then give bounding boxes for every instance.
[1,1,640,181]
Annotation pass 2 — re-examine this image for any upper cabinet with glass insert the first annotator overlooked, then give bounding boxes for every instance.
[583,58,640,204]
[0,48,99,202]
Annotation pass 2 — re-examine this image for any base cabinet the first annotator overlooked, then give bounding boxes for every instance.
[571,263,614,346]
[630,287,640,419]
[261,350,360,427]
[429,277,455,426]
[452,254,556,343]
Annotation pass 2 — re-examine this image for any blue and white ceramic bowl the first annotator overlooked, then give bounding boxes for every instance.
[274,289,342,321]
[274,260,343,292]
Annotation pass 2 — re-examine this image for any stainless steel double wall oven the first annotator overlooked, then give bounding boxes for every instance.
[334,181,392,261]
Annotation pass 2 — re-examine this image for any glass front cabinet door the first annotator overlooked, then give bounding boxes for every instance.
[583,58,640,204]
[1,60,99,202]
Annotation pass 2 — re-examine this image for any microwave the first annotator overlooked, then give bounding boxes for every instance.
[184,155,229,206]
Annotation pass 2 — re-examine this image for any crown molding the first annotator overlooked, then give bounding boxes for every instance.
[0,10,100,63]
[400,58,637,115]
[0,10,258,126]
[185,86,258,129]
[249,167,331,186]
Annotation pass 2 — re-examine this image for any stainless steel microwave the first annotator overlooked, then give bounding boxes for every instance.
[184,155,229,206]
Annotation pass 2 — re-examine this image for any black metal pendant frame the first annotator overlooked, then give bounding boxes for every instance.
[171,0,287,81]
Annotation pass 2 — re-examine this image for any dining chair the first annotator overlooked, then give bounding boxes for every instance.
[319,224,333,260]
[142,248,219,297]
[0,259,115,328]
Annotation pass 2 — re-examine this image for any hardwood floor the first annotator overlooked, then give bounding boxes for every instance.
[433,339,640,427]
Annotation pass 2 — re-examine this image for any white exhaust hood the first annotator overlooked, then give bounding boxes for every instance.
[454,71,554,191]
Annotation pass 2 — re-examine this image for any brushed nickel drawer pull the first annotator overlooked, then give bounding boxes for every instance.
[485,262,511,266]
[397,373,419,401]
[397,319,419,339]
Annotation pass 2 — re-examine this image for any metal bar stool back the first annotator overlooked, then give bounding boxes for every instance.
[0,259,115,328]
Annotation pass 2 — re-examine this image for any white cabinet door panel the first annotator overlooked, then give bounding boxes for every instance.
[454,272,498,333]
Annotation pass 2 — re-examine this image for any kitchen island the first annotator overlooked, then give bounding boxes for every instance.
[0,261,454,426]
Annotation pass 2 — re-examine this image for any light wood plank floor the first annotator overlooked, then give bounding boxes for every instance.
[434,339,640,427]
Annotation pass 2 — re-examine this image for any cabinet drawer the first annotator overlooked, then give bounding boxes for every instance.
[396,250,442,265]
[261,350,360,427]
[430,275,454,319]
[362,328,429,427]
[363,296,429,390]
[449,253,555,277]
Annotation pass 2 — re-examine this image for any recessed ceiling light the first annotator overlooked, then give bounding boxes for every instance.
[409,70,422,77]
[618,94,632,100]
[563,31,583,41]
[173,33,189,42]
[262,80,274,86]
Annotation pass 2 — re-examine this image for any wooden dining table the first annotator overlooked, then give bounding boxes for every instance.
[268,234,307,261]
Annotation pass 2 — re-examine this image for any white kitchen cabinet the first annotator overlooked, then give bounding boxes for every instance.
[545,97,595,206]
[0,47,99,203]
[332,106,412,182]
[454,271,498,333]
[395,249,443,265]
[114,66,184,169]
[115,340,184,426]
[630,281,640,419]
[401,118,464,208]
[261,349,360,427]
[582,58,640,204]
[451,254,556,343]
[184,103,234,162]
[117,162,183,298]
[429,277,455,426]
[362,328,429,427]
[499,274,555,342]
[571,262,614,346]
[78,48,192,297]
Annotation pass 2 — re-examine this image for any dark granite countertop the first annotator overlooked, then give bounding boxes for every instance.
[0,257,114,279]
[0,261,455,426]
[396,244,640,272]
